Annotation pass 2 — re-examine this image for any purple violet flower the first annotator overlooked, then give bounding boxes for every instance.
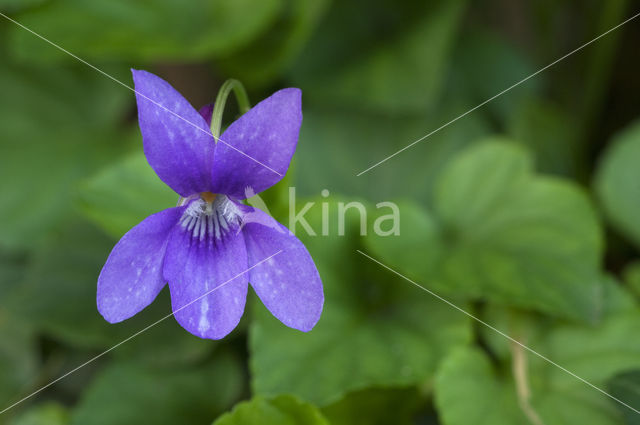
[97,70,324,340]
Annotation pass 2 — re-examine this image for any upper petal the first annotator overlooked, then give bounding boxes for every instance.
[211,88,302,199]
[240,205,323,332]
[132,69,215,197]
[163,202,249,339]
[97,206,184,323]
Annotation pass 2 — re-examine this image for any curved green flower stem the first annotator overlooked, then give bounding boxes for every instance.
[176,79,251,207]
[210,78,251,141]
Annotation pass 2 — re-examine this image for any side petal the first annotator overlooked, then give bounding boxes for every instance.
[240,206,323,332]
[211,88,302,199]
[132,69,215,197]
[97,207,184,323]
[163,213,249,340]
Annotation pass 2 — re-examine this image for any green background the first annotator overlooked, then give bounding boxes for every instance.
[2,0,640,424]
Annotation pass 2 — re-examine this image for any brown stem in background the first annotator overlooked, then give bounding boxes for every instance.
[511,338,546,425]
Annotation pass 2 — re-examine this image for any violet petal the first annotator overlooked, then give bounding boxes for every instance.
[211,88,302,199]
[240,205,323,332]
[163,209,249,339]
[132,69,215,197]
[97,207,184,323]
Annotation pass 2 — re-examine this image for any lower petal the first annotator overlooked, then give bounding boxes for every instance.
[240,206,324,332]
[163,211,249,340]
[97,207,183,323]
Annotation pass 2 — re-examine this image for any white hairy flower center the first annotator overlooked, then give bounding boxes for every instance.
[179,195,241,241]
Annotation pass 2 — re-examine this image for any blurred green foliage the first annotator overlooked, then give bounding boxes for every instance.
[1,0,640,424]
[608,370,640,425]
[596,120,640,250]
[212,395,329,425]
[250,198,471,405]
[367,141,604,321]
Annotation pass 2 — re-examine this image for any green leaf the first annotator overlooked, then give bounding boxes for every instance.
[507,98,579,177]
[0,248,28,300]
[436,309,640,425]
[213,395,329,425]
[608,370,640,425]
[452,29,540,123]
[478,276,638,361]
[435,348,524,425]
[294,102,490,204]
[597,275,639,318]
[0,63,130,248]
[368,140,604,321]
[219,0,330,88]
[595,119,640,250]
[434,141,603,320]
[0,319,37,416]
[321,387,423,425]
[290,0,467,112]
[0,0,47,13]
[8,403,69,425]
[363,201,442,283]
[78,151,177,238]
[623,261,640,300]
[71,354,243,425]
[250,197,471,405]
[0,63,128,133]
[9,0,281,62]
[0,252,37,417]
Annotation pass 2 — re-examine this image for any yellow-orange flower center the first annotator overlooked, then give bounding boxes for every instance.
[201,192,217,203]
